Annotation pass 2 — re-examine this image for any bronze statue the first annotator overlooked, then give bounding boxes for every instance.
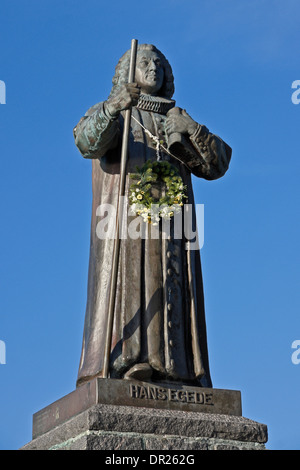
[73,43,231,388]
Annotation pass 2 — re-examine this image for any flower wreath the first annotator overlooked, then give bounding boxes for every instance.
[129,160,187,225]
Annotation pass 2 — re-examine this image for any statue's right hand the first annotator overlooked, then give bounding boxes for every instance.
[105,83,141,117]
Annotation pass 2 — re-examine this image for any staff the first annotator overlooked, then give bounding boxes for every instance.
[103,39,138,379]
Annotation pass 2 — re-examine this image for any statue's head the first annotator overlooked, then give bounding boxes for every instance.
[109,44,175,99]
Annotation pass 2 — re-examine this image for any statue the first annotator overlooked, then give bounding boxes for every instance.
[73,43,231,388]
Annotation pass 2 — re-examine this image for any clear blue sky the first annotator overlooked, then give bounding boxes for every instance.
[0,0,299,450]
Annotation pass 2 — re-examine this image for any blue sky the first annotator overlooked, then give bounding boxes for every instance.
[0,0,299,450]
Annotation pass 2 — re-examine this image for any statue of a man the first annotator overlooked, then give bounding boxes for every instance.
[74,44,231,388]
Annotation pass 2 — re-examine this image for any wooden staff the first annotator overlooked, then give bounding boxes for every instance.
[102,39,138,379]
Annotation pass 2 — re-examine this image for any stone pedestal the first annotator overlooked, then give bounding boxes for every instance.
[21,378,268,451]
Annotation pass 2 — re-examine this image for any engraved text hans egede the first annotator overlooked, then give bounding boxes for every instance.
[129,383,214,406]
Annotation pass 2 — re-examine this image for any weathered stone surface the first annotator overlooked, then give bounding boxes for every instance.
[21,403,268,451]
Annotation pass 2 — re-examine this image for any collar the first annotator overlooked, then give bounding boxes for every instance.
[137,93,176,115]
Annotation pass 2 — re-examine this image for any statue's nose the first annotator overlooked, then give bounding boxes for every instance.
[148,59,157,71]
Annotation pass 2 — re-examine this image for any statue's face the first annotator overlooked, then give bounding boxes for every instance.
[135,50,164,95]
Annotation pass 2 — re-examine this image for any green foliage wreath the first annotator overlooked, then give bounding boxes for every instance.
[129,160,187,224]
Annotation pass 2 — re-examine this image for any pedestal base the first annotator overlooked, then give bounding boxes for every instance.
[21,379,268,451]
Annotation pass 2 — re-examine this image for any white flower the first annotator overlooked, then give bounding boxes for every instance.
[160,206,170,217]
[129,203,138,215]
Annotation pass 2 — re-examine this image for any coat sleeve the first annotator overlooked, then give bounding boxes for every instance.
[73,102,120,159]
[167,109,232,180]
[188,124,232,180]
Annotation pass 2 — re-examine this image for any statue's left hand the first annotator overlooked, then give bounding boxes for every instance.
[165,108,198,137]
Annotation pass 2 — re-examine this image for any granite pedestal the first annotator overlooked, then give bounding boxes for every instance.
[21,378,268,450]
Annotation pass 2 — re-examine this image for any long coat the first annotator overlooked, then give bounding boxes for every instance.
[73,96,231,388]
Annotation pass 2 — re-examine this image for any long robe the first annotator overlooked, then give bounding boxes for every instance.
[73,96,231,388]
